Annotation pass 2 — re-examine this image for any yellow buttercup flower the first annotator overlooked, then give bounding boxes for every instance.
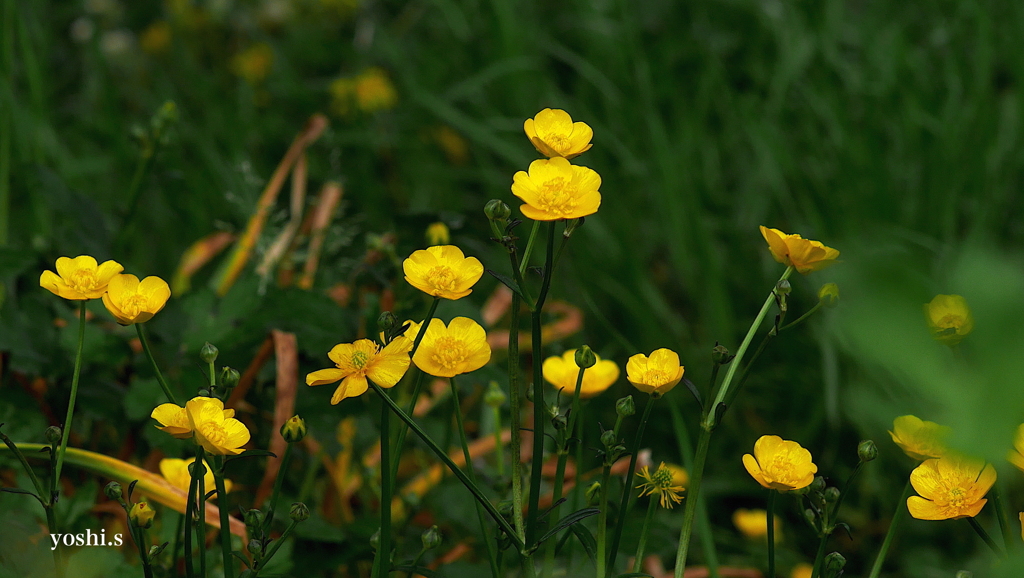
[1006,424,1024,472]
[907,454,995,520]
[40,255,123,300]
[151,401,236,439]
[636,462,685,509]
[129,502,156,529]
[140,20,172,55]
[889,415,950,461]
[511,157,601,221]
[307,337,412,404]
[425,222,450,246]
[543,349,619,399]
[413,317,491,378]
[232,43,273,85]
[159,458,233,496]
[101,274,171,325]
[759,226,839,274]
[626,348,684,396]
[742,435,817,492]
[925,294,973,346]
[185,397,251,455]
[732,508,782,540]
[791,563,813,578]
[523,108,594,159]
[354,67,397,113]
[403,245,483,300]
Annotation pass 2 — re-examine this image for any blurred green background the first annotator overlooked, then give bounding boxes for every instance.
[3,0,1024,576]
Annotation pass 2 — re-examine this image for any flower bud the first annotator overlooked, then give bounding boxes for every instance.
[551,412,568,431]
[574,345,597,369]
[244,509,265,529]
[289,502,310,522]
[197,388,211,397]
[200,342,219,364]
[803,508,817,526]
[823,487,841,503]
[775,279,792,296]
[616,395,635,417]
[711,344,731,365]
[498,500,514,518]
[525,386,534,403]
[562,217,584,238]
[248,538,264,558]
[149,543,166,557]
[421,525,442,550]
[857,440,878,463]
[378,311,399,334]
[104,481,124,501]
[600,429,617,448]
[188,460,207,477]
[45,425,62,444]
[484,382,507,408]
[585,482,602,506]
[426,222,450,246]
[220,367,240,389]
[818,283,839,308]
[810,476,826,494]
[129,502,155,529]
[823,552,846,576]
[484,199,511,222]
[281,415,307,443]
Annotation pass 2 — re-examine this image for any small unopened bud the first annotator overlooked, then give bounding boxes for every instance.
[857,440,878,463]
[574,345,597,369]
[421,525,442,550]
[129,502,156,529]
[484,382,507,408]
[818,283,840,308]
[775,279,792,296]
[562,217,584,238]
[369,528,381,550]
[616,395,635,417]
[248,539,264,558]
[426,222,450,246]
[498,500,514,518]
[600,429,617,448]
[200,342,219,364]
[188,460,206,477]
[810,476,826,494]
[220,367,240,389]
[281,415,307,443]
[551,413,568,431]
[377,311,399,334]
[104,481,123,501]
[525,386,534,403]
[244,509,265,529]
[823,487,841,503]
[803,508,817,526]
[585,482,602,506]
[823,552,846,576]
[289,502,310,522]
[45,426,62,444]
[711,344,731,365]
[484,199,511,222]
[149,543,166,557]
[197,388,211,397]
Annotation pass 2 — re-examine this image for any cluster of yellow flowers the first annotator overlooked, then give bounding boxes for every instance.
[39,255,171,324]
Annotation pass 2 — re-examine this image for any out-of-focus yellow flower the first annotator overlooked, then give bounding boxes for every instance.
[403,245,483,300]
[329,77,356,116]
[186,397,251,455]
[924,294,973,346]
[889,415,950,461]
[354,67,397,112]
[742,435,817,492]
[413,317,491,378]
[759,226,839,274]
[129,502,156,529]
[152,401,237,439]
[543,349,619,399]
[818,283,839,308]
[435,125,468,165]
[1019,512,1024,542]
[512,157,601,221]
[159,458,233,496]
[140,20,172,54]
[665,463,688,487]
[232,43,273,85]
[426,222,450,246]
[101,274,171,325]
[791,563,813,578]
[732,508,782,540]
[626,348,684,396]
[40,256,123,300]
[1008,425,1024,472]
[636,462,685,509]
[523,108,594,159]
[907,454,995,520]
[307,338,412,404]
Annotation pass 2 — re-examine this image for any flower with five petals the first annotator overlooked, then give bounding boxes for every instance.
[40,255,123,300]
[907,454,995,520]
[626,348,684,397]
[306,337,412,404]
[523,108,594,159]
[511,157,601,221]
[742,435,817,492]
[412,318,491,378]
[759,226,839,274]
[102,274,172,325]
[403,245,483,300]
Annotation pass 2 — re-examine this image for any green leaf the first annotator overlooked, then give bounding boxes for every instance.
[569,523,597,564]
[535,507,599,546]
[486,269,526,301]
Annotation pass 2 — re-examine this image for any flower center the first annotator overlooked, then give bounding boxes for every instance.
[936,314,966,332]
[946,486,967,510]
[426,265,458,292]
[542,132,571,154]
[349,350,371,370]
[119,293,149,318]
[200,421,228,446]
[650,467,674,490]
[767,456,800,486]
[69,269,99,292]
[536,177,580,217]
[430,336,468,372]
[640,369,670,386]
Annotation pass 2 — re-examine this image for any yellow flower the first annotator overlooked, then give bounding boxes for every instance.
[889,415,950,461]
[626,348,684,396]
[791,563,813,578]
[907,454,995,520]
[924,294,973,346]
[307,338,412,404]
[354,67,397,113]
[665,463,689,488]
[40,256,124,300]
[759,226,840,274]
[732,508,782,540]
[543,349,619,399]
[636,462,685,509]
[159,458,233,496]
[413,317,491,378]
[186,397,251,455]
[1009,425,1024,472]
[140,20,172,54]
[151,401,237,439]
[403,245,484,300]
[101,274,171,325]
[232,43,273,85]
[523,108,594,159]
[426,222,450,246]
[511,157,602,221]
[129,502,156,529]
[742,435,817,492]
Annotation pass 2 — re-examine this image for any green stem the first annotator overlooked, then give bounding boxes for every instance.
[373,392,393,578]
[704,266,793,430]
[253,519,299,577]
[766,491,777,578]
[45,505,63,575]
[369,382,524,551]
[519,221,540,275]
[542,365,585,578]
[492,403,505,478]
[867,478,912,578]
[632,494,658,573]
[213,457,234,578]
[991,484,1014,552]
[136,324,177,404]
[672,425,711,578]
[0,427,48,502]
[171,513,183,574]
[594,463,613,578]
[809,526,829,578]
[666,397,718,577]
[450,378,500,578]
[196,448,207,578]
[184,452,199,578]
[508,270,527,544]
[527,222,556,546]
[135,525,154,578]
[264,444,294,531]
[777,302,822,333]
[607,395,657,574]
[388,297,440,479]
[967,517,1004,558]
[54,302,87,484]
